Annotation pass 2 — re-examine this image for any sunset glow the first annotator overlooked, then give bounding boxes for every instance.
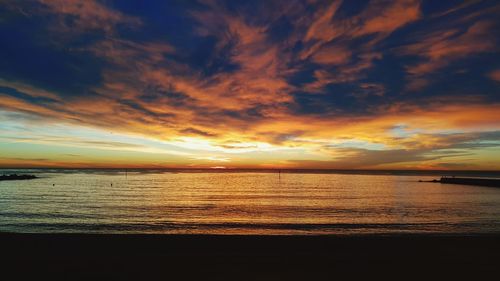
[0,0,499,169]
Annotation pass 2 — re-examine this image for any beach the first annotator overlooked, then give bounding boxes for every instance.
[1,233,499,280]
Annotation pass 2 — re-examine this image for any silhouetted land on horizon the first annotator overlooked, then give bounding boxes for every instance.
[1,233,499,280]
[0,174,37,181]
[440,177,500,187]
[419,176,500,187]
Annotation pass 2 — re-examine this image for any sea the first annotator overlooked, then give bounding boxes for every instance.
[1,169,500,235]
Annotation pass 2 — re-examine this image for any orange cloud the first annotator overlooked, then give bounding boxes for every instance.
[38,0,141,33]
[311,45,352,65]
[304,0,343,42]
[2,81,500,169]
[355,0,421,37]
[304,52,382,91]
[404,21,496,76]
[180,6,297,111]
[299,1,420,91]
[488,69,500,82]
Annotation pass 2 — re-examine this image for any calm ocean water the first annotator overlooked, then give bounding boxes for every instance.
[1,169,500,235]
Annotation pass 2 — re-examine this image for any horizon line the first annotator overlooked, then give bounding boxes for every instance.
[1,167,500,173]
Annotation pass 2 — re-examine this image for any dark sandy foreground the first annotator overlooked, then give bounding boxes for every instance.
[1,233,499,280]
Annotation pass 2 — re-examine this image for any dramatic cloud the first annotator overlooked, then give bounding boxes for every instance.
[0,0,499,169]
[397,3,499,91]
[403,21,495,72]
[39,0,141,33]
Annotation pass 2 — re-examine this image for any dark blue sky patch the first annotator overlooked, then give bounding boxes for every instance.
[107,1,244,78]
[286,64,317,87]
[266,15,294,44]
[420,0,493,17]
[336,0,370,19]
[421,0,465,15]
[291,83,368,117]
[109,0,241,78]
[323,83,371,112]
[222,0,266,23]
[363,53,408,97]
[110,0,201,48]
[171,35,240,77]
[0,10,104,97]
[407,55,500,103]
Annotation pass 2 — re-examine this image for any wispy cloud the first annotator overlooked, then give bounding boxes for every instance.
[0,0,499,168]
[396,3,499,91]
[38,0,141,33]
[402,21,496,74]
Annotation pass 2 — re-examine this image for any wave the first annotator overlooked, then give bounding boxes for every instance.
[2,221,499,234]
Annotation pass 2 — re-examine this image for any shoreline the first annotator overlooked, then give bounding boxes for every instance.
[2,232,499,279]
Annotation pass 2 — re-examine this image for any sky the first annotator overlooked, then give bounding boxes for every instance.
[0,0,499,170]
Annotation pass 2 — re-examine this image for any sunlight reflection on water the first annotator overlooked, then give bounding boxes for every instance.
[1,171,500,234]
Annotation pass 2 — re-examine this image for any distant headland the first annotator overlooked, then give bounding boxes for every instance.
[0,174,38,181]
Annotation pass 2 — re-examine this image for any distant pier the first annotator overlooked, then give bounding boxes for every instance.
[421,177,500,188]
[440,177,500,188]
